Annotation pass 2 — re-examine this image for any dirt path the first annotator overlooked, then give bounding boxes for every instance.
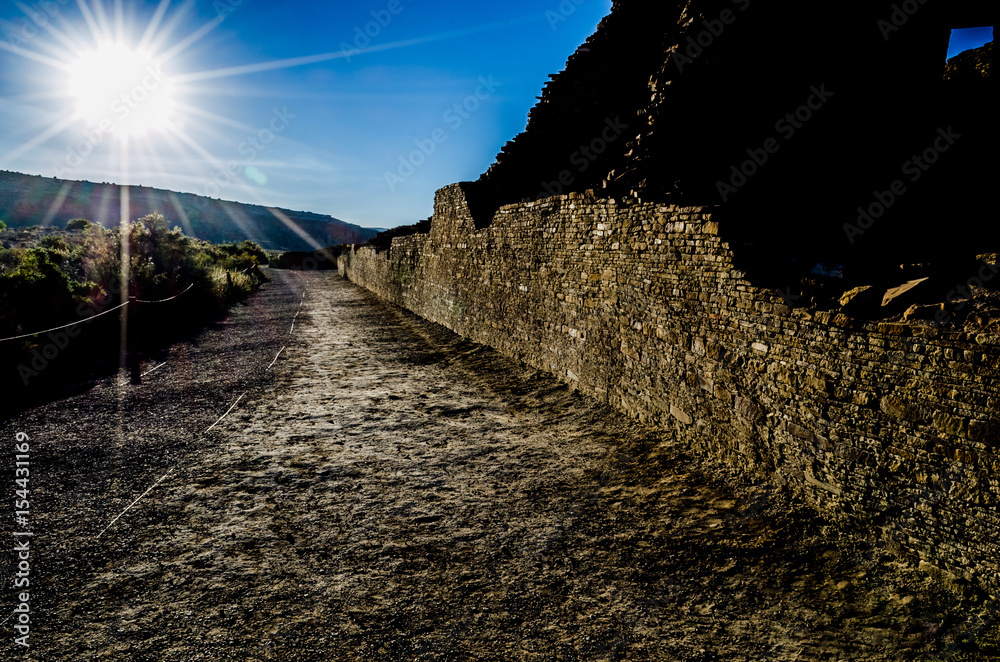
[2,271,994,661]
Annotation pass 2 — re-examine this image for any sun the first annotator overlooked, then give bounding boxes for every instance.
[66,41,177,139]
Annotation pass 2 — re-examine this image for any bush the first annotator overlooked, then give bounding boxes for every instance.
[0,213,269,338]
[66,219,91,231]
[204,239,270,272]
[0,247,90,331]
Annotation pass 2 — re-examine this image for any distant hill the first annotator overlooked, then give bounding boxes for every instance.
[0,170,381,251]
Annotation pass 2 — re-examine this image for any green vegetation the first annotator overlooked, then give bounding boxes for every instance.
[0,213,269,342]
[0,220,6,230]
[65,218,91,231]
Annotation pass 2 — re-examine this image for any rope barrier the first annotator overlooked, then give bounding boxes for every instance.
[95,389,249,540]
[134,283,196,305]
[0,265,263,344]
[0,301,129,344]
[0,282,199,343]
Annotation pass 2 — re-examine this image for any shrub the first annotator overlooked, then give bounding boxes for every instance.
[66,219,91,231]
[0,213,269,339]
[0,247,90,332]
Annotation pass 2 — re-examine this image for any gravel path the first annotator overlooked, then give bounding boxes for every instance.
[1,270,993,661]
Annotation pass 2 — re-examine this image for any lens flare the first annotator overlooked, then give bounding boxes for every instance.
[66,41,176,138]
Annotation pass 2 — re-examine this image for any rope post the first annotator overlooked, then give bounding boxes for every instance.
[127,296,141,385]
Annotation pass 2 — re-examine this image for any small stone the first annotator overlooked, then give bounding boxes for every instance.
[933,411,967,437]
[735,397,765,423]
[786,422,814,440]
[968,420,996,445]
[880,395,926,423]
[670,405,693,425]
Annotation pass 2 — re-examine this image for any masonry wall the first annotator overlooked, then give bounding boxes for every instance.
[340,184,1000,596]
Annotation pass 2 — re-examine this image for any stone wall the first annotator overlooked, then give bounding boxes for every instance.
[340,183,1000,597]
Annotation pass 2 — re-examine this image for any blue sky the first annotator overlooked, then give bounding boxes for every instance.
[0,0,612,228]
[947,26,993,59]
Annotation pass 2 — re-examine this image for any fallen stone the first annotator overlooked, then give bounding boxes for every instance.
[805,469,843,496]
[839,286,882,316]
[786,422,814,440]
[882,277,931,311]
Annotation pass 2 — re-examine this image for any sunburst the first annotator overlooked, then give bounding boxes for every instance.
[65,41,177,138]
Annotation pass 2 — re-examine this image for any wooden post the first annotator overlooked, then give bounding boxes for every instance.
[127,296,141,385]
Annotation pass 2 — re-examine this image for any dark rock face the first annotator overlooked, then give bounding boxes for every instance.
[945,40,993,81]
[465,0,998,283]
[468,2,679,223]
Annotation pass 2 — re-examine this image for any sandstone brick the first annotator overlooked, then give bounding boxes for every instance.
[932,411,968,437]
[670,405,693,425]
[735,397,765,423]
[880,395,926,423]
[969,420,998,446]
[786,423,814,441]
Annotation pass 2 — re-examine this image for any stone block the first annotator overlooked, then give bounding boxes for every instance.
[969,420,998,446]
[878,323,910,337]
[735,397,765,423]
[839,285,880,311]
[882,277,931,310]
[786,422,814,440]
[670,405,693,425]
[804,469,843,496]
[932,411,967,437]
[880,395,926,423]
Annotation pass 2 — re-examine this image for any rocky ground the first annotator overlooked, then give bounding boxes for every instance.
[2,270,998,661]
